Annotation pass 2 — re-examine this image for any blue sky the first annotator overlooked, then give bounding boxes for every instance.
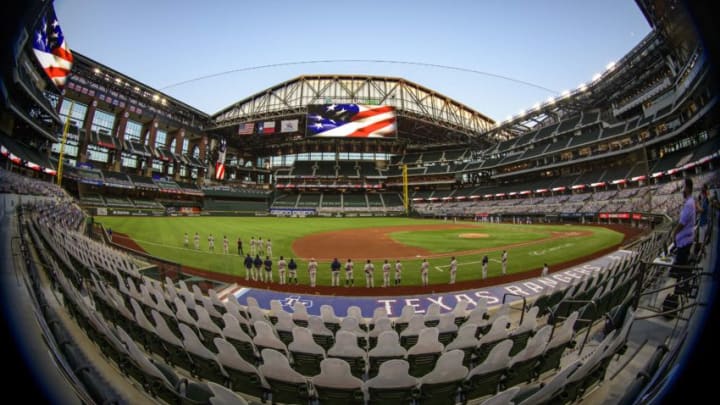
[55,0,650,121]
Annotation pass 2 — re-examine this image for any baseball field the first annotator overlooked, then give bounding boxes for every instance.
[99,216,625,287]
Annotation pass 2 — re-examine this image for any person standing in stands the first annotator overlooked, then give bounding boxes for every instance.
[364,259,375,288]
[244,253,253,281]
[223,235,229,254]
[449,256,458,284]
[253,254,263,281]
[194,232,200,250]
[277,255,287,285]
[501,250,508,275]
[481,255,489,279]
[288,258,298,285]
[345,259,355,287]
[208,233,215,252]
[395,259,403,286]
[382,259,391,287]
[420,258,430,287]
[672,177,696,267]
[183,232,189,248]
[308,257,318,287]
[263,256,273,283]
[330,258,341,287]
[237,236,243,255]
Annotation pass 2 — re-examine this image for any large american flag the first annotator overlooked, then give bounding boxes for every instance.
[32,7,73,89]
[307,104,396,138]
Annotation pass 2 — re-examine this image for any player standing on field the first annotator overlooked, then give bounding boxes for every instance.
[345,259,354,287]
[253,254,262,281]
[244,253,253,281]
[364,259,375,288]
[263,256,273,283]
[288,258,298,285]
[277,256,287,285]
[237,237,243,255]
[223,235,229,254]
[183,232,189,248]
[382,259,391,287]
[194,232,200,250]
[420,259,430,287]
[449,256,458,284]
[330,258,341,287]
[308,258,318,287]
[250,237,256,256]
[395,260,403,286]
[208,234,215,252]
[501,250,508,275]
[266,238,272,257]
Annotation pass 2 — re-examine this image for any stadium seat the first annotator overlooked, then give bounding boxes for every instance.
[195,306,224,349]
[418,349,468,405]
[364,359,419,404]
[321,304,342,334]
[308,315,335,351]
[368,317,393,349]
[311,358,366,405]
[479,386,520,405]
[424,303,441,327]
[221,313,257,365]
[150,310,194,372]
[508,306,539,356]
[407,328,444,378]
[339,316,369,349]
[252,321,288,357]
[121,330,183,403]
[516,360,582,404]
[400,315,426,349]
[179,323,227,384]
[268,300,285,325]
[288,326,326,376]
[444,322,479,368]
[504,325,552,388]
[369,307,389,331]
[368,330,407,378]
[474,315,510,364]
[213,338,266,400]
[436,313,459,346]
[206,381,249,405]
[451,300,470,327]
[536,311,578,376]
[346,306,369,332]
[462,339,513,401]
[328,330,367,379]
[274,311,297,346]
[393,305,416,334]
[291,301,310,327]
[259,349,310,404]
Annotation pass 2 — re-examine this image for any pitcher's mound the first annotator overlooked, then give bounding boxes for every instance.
[458,233,490,239]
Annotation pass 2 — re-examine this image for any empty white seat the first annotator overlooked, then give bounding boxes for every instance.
[328,330,366,358]
[364,359,419,401]
[480,386,521,405]
[288,327,325,356]
[311,358,365,397]
[291,301,310,326]
[420,349,468,384]
[207,381,249,405]
[369,330,406,358]
[252,321,287,355]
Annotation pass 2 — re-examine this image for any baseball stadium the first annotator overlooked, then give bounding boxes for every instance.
[1,1,718,404]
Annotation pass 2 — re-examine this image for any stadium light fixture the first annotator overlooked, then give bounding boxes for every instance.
[114,77,122,84]
[592,73,602,81]
[93,68,101,74]
[578,83,587,92]
[561,90,570,98]
[152,94,160,101]
[606,61,616,71]
[546,97,556,104]
[532,103,541,111]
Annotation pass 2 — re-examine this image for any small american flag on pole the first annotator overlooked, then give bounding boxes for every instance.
[237,122,254,135]
[307,104,396,138]
[32,6,73,89]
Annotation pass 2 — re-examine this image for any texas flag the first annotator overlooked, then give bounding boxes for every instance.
[257,121,276,134]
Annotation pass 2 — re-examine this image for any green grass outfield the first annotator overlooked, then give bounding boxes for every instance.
[99,217,624,286]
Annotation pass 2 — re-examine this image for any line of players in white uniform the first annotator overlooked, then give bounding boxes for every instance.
[182,232,517,287]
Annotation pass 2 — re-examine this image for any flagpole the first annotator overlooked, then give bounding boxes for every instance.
[56,100,74,186]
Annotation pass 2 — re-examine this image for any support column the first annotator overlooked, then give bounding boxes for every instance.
[144,119,158,177]
[78,98,98,163]
[198,134,209,184]
[170,129,185,181]
[112,110,129,172]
